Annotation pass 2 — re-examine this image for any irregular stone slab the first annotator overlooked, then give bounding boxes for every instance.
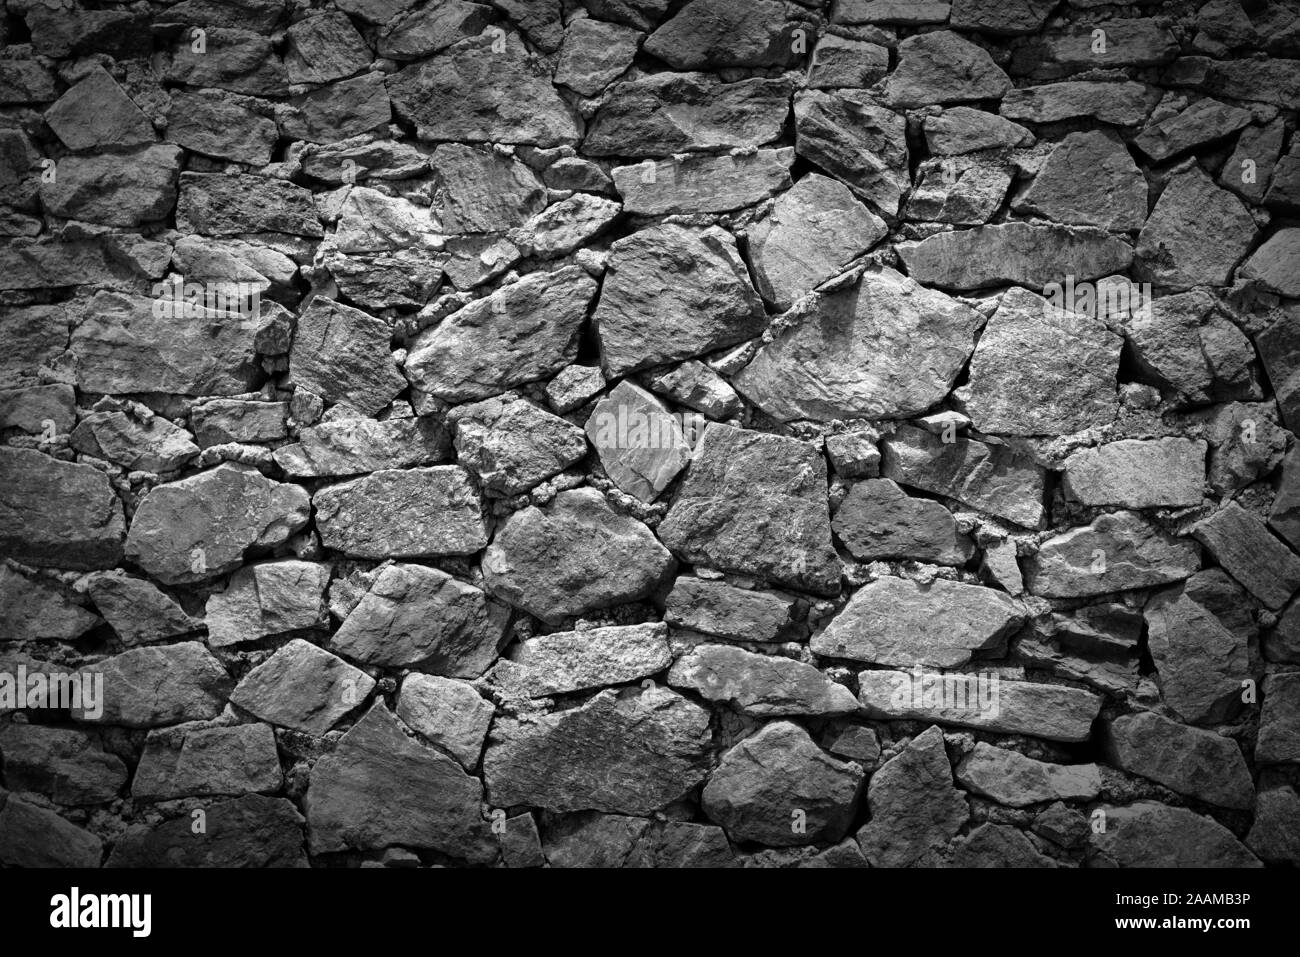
[1134,166,1256,290]
[0,60,57,105]
[0,305,68,389]
[313,466,487,559]
[1000,80,1160,125]
[70,410,199,473]
[1104,711,1253,809]
[427,143,546,233]
[593,224,764,378]
[332,186,440,253]
[65,291,260,397]
[959,285,1121,436]
[0,566,101,643]
[949,822,1057,866]
[273,416,449,478]
[205,561,329,648]
[1134,97,1253,164]
[658,424,840,595]
[1272,445,1300,552]
[0,383,74,433]
[703,721,863,846]
[396,673,494,769]
[612,149,792,217]
[897,222,1133,291]
[669,644,858,717]
[641,361,740,419]
[644,0,814,69]
[664,578,801,643]
[1258,673,1300,764]
[1164,55,1300,108]
[1188,401,1286,496]
[406,266,597,402]
[484,686,713,814]
[1027,511,1201,598]
[647,821,737,868]
[43,65,153,151]
[280,72,395,143]
[814,577,1024,668]
[1029,18,1179,74]
[1194,502,1300,610]
[331,563,508,675]
[905,156,1012,225]
[173,236,297,298]
[1015,130,1146,230]
[542,812,650,868]
[586,380,690,504]
[880,424,1046,528]
[837,0,950,24]
[1257,304,1300,431]
[165,27,289,96]
[956,742,1100,807]
[284,12,371,84]
[493,622,671,698]
[1220,120,1285,205]
[289,298,405,416]
[125,464,310,585]
[0,724,127,805]
[883,30,1011,108]
[1246,788,1300,865]
[857,726,966,866]
[951,0,1055,34]
[1088,801,1260,868]
[376,0,493,58]
[1064,439,1205,509]
[858,671,1102,742]
[734,266,983,422]
[107,794,306,867]
[132,723,282,801]
[793,89,908,216]
[1123,291,1260,406]
[164,89,278,165]
[925,106,1033,154]
[451,392,587,496]
[807,34,890,89]
[190,399,289,448]
[832,478,974,565]
[584,73,791,157]
[87,571,202,645]
[82,642,231,728]
[230,638,375,734]
[40,144,181,228]
[483,488,674,625]
[0,794,103,867]
[177,172,322,237]
[0,238,168,292]
[511,193,622,258]
[0,447,125,570]
[554,18,642,95]
[747,173,887,310]
[387,32,577,146]
[1240,228,1300,298]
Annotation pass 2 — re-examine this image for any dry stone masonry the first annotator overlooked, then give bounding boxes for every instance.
[0,0,1298,869]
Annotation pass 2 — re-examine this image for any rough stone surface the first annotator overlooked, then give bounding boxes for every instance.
[857,726,966,866]
[1027,511,1202,598]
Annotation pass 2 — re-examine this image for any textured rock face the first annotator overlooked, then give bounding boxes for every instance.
[3,0,1293,874]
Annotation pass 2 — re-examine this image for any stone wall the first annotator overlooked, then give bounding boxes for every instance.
[1,0,1298,868]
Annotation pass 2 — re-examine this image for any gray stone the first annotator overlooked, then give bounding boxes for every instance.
[612,149,792,217]
[1027,511,1201,598]
[825,431,881,479]
[585,380,691,504]
[87,572,202,646]
[957,742,1100,806]
[132,723,282,801]
[452,392,587,496]
[428,143,546,234]
[126,464,310,585]
[545,365,606,414]
[106,794,306,867]
[807,34,890,89]
[230,638,375,734]
[40,144,180,228]
[483,686,713,814]
[703,721,864,846]
[43,66,153,151]
[273,416,449,478]
[1062,439,1206,508]
[904,156,1013,225]
[793,89,908,216]
[951,0,1055,34]
[0,447,125,570]
[0,724,127,805]
[177,172,322,238]
[1239,228,1300,298]
[376,0,494,59]
[331,563,508,675]
[191,400,288,448]
[284,12,372,85]
[1015,130,1146,230]
[658,423,840,596]
[406,266,597,402]
[492,622,671,698]
[1258,672,1300,764]
[1220,120,1285,204]
[164,89,278,165]
[165,27,289,96]
[1194,502,1300,610]
[543,812,650,868]
[669,644,859,716]
[925,106,1033,154]
[832,478,974,565]
[0,566,101,643]
[1000,80,1160,125]
[735,266,983,422]
[1088,801,1260,867]
[747,173,887,310]
[856,726,966,866]
[510,193,622,258]
[396,673,494,769]
[1134,166,1256,290]
[70,410,199,473]
[883,30,1011,108]
[1246,788,1300,864]
[1134,97,1253,164]
[644,0,815,69]
[897,222,1133,291]
[858,671,1102,742]
[648,821,737,868]
[290,298,404,416]
[0,794,103,867]
[82,642,231,728]
[205,561,329,648]
[880,424,1047,528]
[814,576,1024,668]
[483,488,674,625]
[594,225,765,378]
[1104,711,1254,810]
[313,466,487,559]
[948,822,1057,866]
[664,578,802,643]
[641,361,741,420]
[555,18,641,95]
